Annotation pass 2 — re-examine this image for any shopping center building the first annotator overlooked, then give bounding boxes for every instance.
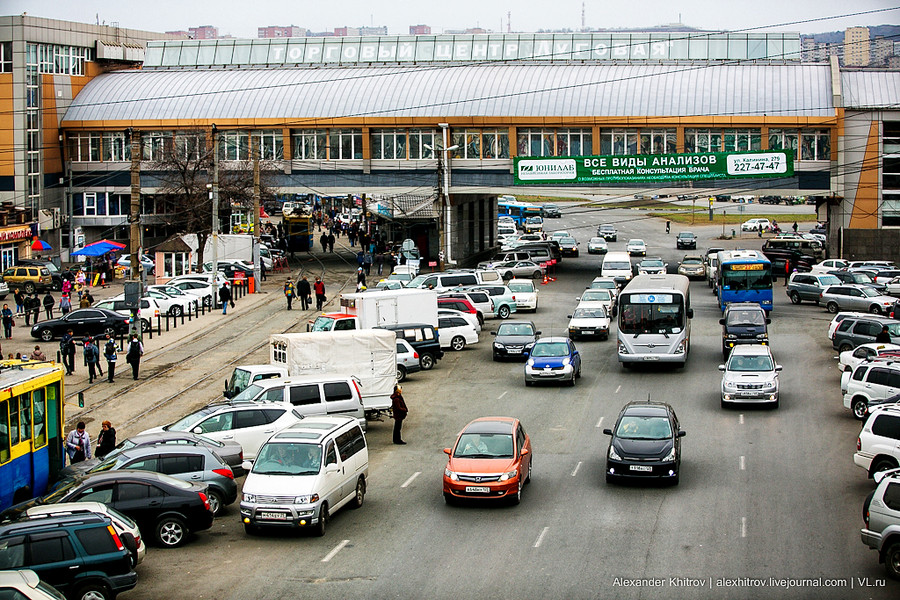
[8,24,900,264]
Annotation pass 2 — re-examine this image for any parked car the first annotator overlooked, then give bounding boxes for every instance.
[603,400,685,485]
[811,259,849,273]
[438,290,494,321]
[507,279,538,312]
[437,297,482,326]
[524,337,582,386]
[741,218,771,232]
[597,224,618,241]
[488,260,544,281]
[148,284,204,310]
[0,265,52,294]
[567,305,610,340]
[378,323,444,370]
[93,297,161,334]
[855,405,900,478]
[838,343,900,374]
[374,279,404,291]
[842,359,900,420]
[718,344,782,408]
[626,239,647,256]
[116,254,155,275]
[240,416,368,536]
[469,284,518,320]
[831,315,900,352]
[437,315,479,351]
[491,320,540,361]
[16,259,72,292]
[438,308,480,332]
[677,255,706,279]
[30,308,130,342]
[587,237,608,255]
[0,512,137,599]
[860,466,900,579]
[820,284,897,315]
[675,232,697,249]
[827,270,886,293]
[0,569,66,600]
[829,312,871,340]
[1,471,214,549]
[395,338,420,382]
[442,416,532,506]
[785,272,842,304]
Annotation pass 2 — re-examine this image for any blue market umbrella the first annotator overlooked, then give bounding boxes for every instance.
[71,241,120,257]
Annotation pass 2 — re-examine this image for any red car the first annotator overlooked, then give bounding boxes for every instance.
[437,297,482,326]
[442,417,532,506]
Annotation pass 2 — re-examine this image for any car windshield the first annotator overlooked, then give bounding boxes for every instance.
[727,354,774,371]
[573,307,607,319]
[86,454,129,475]
[228,368,253,394]
[615,415,673,440]
[497,323,534,336]
[581,290,611,302]
[530,342,569,357]
[641,260,664,268]
[600,226,614,231]
[526,217,542,224]
[310,317,336,332]
[233,383,265,401]
[629,240,645,246]
[818,275,841,286]
[167,406,218,431]
[590,281,616,289]
[678,233,694,238]
[253,442,322,475]
[508,282,534,293]
[682,258,703,265]
[726,310,766,326]
[619,293,684,335]
[590,238,604,244]
[453,433,515,458]
[407,275,431,288]
[859,287,880,297]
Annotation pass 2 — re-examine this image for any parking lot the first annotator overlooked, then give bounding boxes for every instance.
[108,206,895,600]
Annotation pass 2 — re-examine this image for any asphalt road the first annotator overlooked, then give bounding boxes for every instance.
[123,207,895,600]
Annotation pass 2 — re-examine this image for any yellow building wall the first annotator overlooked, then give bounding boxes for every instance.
[849,120,880,229]
[0,73,14,178]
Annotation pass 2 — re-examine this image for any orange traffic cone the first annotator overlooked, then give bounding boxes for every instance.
[541,274,548,285]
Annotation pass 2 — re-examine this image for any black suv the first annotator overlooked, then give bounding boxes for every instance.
[719,302,770,359]
[541,204,561,218]
[377,323,444,370]
[597,224,618,241]
[0,512,137,600]
[675,232,697,250]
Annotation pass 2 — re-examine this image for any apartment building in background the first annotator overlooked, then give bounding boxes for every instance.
[844,26,870,66]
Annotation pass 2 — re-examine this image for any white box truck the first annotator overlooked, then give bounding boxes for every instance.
[308,288,438,331]
[225,329,397,415]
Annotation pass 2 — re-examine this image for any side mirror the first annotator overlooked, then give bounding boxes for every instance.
[775,365,783,372]
[718,364,726,371]
[602,428,613,436]
[687,308,694,319]
[535,331,542,335]
[719,318,726,325]
[677,430,686,438]
[241,460,253,472]
[192,427,203,435]
[520,448,529,456]
[567,315,573,319]
[766,318,772,324]
[490,331,497,336]
[443,448,452,455]
[575,296,581,301]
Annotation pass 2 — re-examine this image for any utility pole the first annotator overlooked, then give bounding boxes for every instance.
[251,133,261,291]
[128,129,142,285]
[211,125,220,308]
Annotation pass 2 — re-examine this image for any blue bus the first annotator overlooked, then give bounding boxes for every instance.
[716,250,774,312]
[498,199,541,226]
[0,362,66,510]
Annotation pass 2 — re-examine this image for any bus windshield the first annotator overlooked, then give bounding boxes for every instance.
[619,293,684,335]
[722,265,772,291]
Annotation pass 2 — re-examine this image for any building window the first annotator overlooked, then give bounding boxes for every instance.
[68,133,102,162]
[768,129,799,155]
[0,42,11,72]
[102,133,130,162]
[407,130,436,159]
[252,131,284,160]
[516,129,555,157]
[174,132,206,161]
[800,129,830,161]
[371,130,406,159]
[723,129,761,152]
[450,129,509,159]
[639,129,676,154]
[219,131,249,161]
[882,123,900,227]
[599,129,640,155]
[83,192,97,216]
[292,130,327,159]
[556,129,593,156]
[684,129,722,153]
[27,43,91,75]
[329,129,363,160]
[143,132,173,161]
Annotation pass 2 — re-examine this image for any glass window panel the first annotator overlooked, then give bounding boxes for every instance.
[0,400,9,462]
[395,133,406,159]
[196,43,217,65]
[465,132,480,159]
[33,390,45,448]
[451,133,465,158]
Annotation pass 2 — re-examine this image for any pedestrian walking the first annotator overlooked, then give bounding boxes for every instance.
[83,337,100,383]
[79,294,91,309]
[1,304,12,339]
[665,220,671,234]
[363,251,373,276]
[13,289,23,316]
[95,420,116,459]
[375,252,384,275]
[784,260,791,286]
[42,292,54,320]
[260,259,267,282]
[61,279,72,296]
[126,334,143,380]
[23,294,34,326]
[792,221,799,233]
[356,267,367,289]
[103,335,118,383]
[390,384,408,445]
[313,276,326,311]
[320,232,328,253]
[327,232,335,253]
[219,282,232,315]
[59,293,71,315]
[65,422,91,464]
[297,275,311,311]
[283,279,296,310]
[60,329,75,375]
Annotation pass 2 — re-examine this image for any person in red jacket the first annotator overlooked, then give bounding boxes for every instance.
[313,277,326,311]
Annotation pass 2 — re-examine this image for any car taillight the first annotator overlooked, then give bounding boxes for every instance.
[199,491,211,511]
[413,351,419,359]
[213,467,235,480]
[511,295,516,301]
[857,437,861,451]
[107,525,125,551]
[352,379,363,399]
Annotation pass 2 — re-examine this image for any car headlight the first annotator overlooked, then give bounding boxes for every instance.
[756,333,768,340]
[618,341,629,354]
[723,381,738,391]
[562,357,571,366]
[674,341,686,354]
[663,447,676,462]
[294,494,319,504]
[444,468,459,481]
[498,469,517,482]
[762,381,776,391]
[526,358,535,366]
[493,342,503,349]
[725,334,737,340]
[243,493,256,503]
[608,446,621,460]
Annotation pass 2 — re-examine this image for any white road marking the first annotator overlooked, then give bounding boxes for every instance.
[571,461,582,476]
[741,517,747,538]
[400,472,421,488]
[740,456,745,470]
[596,417,604,428]
[739,414,744,425]
[498,391,508,399]
[322,539,350,562]
[533,526,550,548]
[615,385,621,394]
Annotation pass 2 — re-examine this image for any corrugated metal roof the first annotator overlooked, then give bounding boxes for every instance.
[841,71,900,109]
[62,63,835,124]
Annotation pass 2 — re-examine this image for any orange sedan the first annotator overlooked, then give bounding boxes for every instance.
[442,417,532,506]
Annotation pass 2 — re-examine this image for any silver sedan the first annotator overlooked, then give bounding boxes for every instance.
[491,260,546,280]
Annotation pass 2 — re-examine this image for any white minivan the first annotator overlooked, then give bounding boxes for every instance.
[240,415,369,536]
[601,251,633,286]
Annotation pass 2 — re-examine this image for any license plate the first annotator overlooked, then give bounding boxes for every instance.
[643,356,659,361]
[540,371,557,376]
[629,465,652,472]
[508,349,521,354]
[259,512,288,520]
[582,330,595,335]
[465,486,490,493]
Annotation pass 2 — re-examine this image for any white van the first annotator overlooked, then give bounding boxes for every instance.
[601,251,634,285]
[240,415,369,536]
[232,375,366,429]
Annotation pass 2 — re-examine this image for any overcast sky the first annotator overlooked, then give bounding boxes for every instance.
[5,0,898,37]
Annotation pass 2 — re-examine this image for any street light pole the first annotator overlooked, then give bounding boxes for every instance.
[211,125,220,308]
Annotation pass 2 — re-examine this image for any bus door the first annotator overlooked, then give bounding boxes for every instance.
[44,383,63,485]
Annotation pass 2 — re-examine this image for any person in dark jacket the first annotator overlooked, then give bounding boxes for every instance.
[297,275,312,311]
[83,337,100,383]
[95,421,116,458]
[126,334,143,380]
[1,304,12,339]
[103,335,118,382]
[42,292,54,320]
[876,325,893,344]
[390,384,408,445]
[60,329,75,375]
[219,282,232,315]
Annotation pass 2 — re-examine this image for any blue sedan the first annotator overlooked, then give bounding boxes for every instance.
[524,337,582,387]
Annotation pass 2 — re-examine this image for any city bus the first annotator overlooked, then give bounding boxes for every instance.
[0,361,66,510]
[498,199,541,227]
[617,274,693,368]
[716,250,774,313]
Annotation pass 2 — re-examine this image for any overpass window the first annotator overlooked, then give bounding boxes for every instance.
[219,131,250,161]
[600,129,639,155]
[639,129,676,154]
[293,130,327,160]
[252,131,284,160]
[408,130,436,159]
[143,132,173,161]
[723,129,761,152]
[68,133,101,162]
[371,130,405,159]
[517,129,555,157]
[684,129,721,153]
[451,129,509,159]
[768,129,799,154]
[329,129,363,160]
[556,129,593,156]
[102,133,130,162]
[174,132,206,161]
[800,129,830,161]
